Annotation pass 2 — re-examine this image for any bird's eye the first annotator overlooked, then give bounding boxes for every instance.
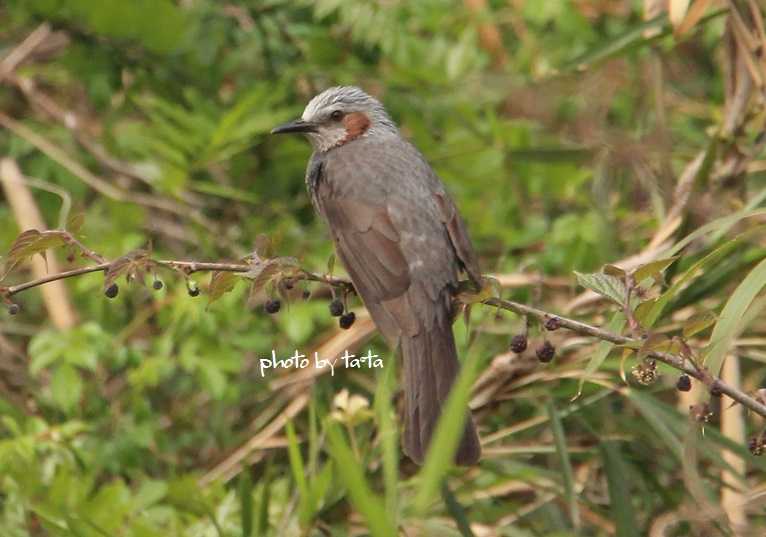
[329,110,344,121]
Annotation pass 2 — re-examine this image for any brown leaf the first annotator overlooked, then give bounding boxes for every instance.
[104,249,151,289]
[207,271,238,307]
[3,229,67,275]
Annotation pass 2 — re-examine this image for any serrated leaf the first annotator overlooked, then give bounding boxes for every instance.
[242,259,280,291]
[633,256,679,284]
[3,229,67,274]
[682,311,717,338]
[575,271,626,306]
[104,249,151,289]
[207,271,238,307]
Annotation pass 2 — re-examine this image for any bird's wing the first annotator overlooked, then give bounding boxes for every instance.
[321,197,425,341]
[433,190,482,286]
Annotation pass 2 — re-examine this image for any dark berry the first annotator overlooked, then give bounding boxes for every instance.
[510,334,528,354]
[284,280,294,290]
[8,303,20,315]
[105,283,119,299]
[710,382,723,398]
[339,312,356,329]
[536,341,555,363]
[152,279,163,290]
[264,299,281,314]
[676,374,692,392]
[187,284,200,297]
[544,317,561,331]
[302,289,311,300]
[329,299,344,317]
[66,253,75,263]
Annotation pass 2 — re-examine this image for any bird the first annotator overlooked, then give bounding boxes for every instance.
[271,86,482,465]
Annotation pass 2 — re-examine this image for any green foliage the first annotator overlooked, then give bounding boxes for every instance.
[2,0,766,535]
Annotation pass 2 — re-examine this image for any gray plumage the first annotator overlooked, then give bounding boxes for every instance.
[273,86,481,465]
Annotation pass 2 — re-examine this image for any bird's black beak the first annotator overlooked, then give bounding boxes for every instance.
[270,119,317,135]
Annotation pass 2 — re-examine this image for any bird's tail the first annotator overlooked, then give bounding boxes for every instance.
[401,314,481,466]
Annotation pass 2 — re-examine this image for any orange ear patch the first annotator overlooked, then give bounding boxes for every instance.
[341,112,371,143]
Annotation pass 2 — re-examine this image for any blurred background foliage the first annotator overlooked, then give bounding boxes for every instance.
[1,0,766,535]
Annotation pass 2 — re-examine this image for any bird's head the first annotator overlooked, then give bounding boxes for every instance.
[271,86,396,152]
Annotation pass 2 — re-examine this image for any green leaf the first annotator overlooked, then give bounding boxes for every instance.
[574,271,626,306]
[682,311,717,338]
[547,400,579,528]
[51,363,82,414]
[633,256,679,284]
[704,256,766,375]
[325,424,396,537]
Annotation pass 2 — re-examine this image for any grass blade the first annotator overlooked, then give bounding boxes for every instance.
[441,482,475,537]
[238,472,253,537]
[645,229,763,328]
[285,421,311,525]
[704,256,766,375]
[600,441,640,537]
[373,352,398,518]
[547,400,579,528]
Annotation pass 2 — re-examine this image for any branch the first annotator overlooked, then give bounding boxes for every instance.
[483,297,766,419]
[3,243,765,421]
[1,260,351,298]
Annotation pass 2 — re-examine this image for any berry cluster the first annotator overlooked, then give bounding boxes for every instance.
[508,333,556,364]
